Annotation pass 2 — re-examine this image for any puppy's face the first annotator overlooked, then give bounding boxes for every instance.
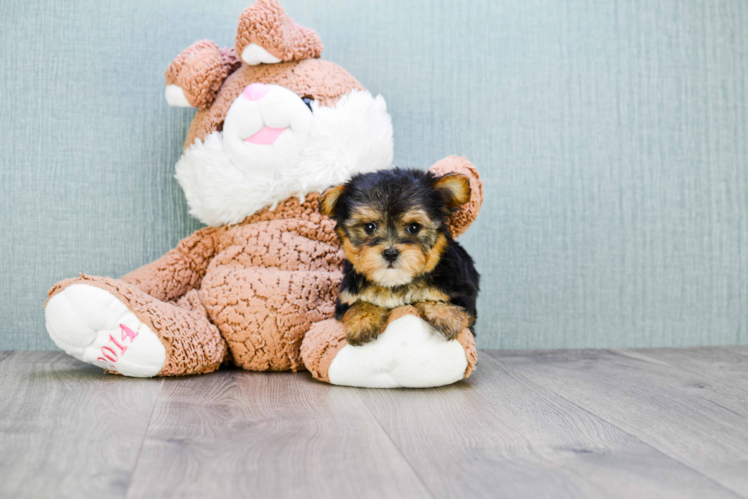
[341,202,445,287]
[320,169,470,287]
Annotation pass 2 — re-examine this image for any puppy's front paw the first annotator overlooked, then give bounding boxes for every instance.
[416,301,471,340]
[343,302,389,346]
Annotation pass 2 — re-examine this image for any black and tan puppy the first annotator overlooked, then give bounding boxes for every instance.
[320,168,480,346]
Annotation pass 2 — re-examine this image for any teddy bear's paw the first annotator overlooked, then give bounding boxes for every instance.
[45,284,166,377]
[328,315,470,389]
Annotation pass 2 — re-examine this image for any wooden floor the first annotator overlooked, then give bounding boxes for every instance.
[1,348,747,498]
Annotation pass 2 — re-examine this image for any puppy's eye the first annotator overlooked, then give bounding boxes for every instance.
[301,96,314,111]
[364,222,377,234]
[405,223,421,235]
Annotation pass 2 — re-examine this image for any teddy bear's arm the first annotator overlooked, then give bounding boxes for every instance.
[429,156,483,238]
[165,41,241,109]
[302,306,478,388]
[120,225,225,303]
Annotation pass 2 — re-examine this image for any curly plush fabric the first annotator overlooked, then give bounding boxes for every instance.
[301,318,349,382]
[220,47,243,76]
[429,156,484,238]
[165,40,231,109]
[235,0,323,63]
[121,194,344,372]
[184,59,364,149]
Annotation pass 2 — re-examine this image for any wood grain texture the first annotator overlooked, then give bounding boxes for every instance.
[125,369,429,499]
[492,349,748,496]
[3,0,748,351]
[0,351,72,372]
[628,347,748,391]
[0,352,163,498]
[5,349,748,498]
[0,350,13,366]
[354,354,735,498]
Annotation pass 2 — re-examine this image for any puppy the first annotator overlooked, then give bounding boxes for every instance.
[319,168,480,346]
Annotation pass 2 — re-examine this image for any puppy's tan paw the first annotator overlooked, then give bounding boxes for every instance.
[416,301,471,340]
[343,302,389,346]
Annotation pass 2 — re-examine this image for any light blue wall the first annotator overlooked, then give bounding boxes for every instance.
[1,0,747,350]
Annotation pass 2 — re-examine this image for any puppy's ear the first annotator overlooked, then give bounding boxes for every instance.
[432,173,471,209]
[319,185,345,217]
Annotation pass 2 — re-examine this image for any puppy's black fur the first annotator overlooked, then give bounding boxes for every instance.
[320,168,480,345]
[335,244,480,327]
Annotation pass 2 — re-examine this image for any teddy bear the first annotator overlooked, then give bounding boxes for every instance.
[44,0,482,388]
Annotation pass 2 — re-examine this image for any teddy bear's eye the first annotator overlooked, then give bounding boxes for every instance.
[364,222,377,234]
[301,96,314,111]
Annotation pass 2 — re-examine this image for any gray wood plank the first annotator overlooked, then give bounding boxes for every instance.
[354,353,736,498]
[626,347,748,391]
[126,369,430,499]
[0,350,13,366]
[0,350,77,371]
[0,351,163,498]
[492,349,748,497]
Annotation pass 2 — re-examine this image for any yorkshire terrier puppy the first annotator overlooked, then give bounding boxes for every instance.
[319,168,480,346]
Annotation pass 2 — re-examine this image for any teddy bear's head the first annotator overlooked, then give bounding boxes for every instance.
[165,0,394,226]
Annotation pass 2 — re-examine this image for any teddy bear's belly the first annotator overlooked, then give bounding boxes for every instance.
[198,262,343,371]
[210,217,343,271]
[188,217,344,371]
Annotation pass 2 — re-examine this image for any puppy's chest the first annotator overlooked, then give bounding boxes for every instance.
[342,282,449,309]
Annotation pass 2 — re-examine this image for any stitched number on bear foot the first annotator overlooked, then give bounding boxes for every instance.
[97,324,140,369]
[120,324,139,342]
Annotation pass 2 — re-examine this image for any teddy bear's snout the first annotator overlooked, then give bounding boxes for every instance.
[242,83,270,102]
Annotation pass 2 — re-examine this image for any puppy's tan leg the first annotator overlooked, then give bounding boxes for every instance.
[415,301,472,340]
[343,302,389,346]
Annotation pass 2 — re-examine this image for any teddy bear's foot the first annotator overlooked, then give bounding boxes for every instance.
[302,307,477,389]
[45,275,230,377]
[45,283,166,377]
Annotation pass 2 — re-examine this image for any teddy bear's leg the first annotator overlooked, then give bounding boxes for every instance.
[199,267,341,372]
[45,275,228,377]
[301,307,478,389]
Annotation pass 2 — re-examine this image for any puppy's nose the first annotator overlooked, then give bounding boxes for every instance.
[383,248,400,263]
[242,83,269,101]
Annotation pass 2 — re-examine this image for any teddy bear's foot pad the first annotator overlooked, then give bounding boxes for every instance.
[328,315,469,389]
[45,284,166,377]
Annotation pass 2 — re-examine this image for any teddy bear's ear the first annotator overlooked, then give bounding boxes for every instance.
[165,41,241,109]
[428,157,483,238]
[235,0,323,66]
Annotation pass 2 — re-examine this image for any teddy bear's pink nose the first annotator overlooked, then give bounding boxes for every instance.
[242,83,270,101]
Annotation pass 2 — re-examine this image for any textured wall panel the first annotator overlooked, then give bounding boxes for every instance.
[1,0,747,350]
